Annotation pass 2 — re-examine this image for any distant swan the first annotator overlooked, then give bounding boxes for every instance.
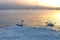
[16,20,24,27]
[46,22,54,27]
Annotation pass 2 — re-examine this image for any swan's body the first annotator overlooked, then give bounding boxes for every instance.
[16,24,23,27]
[46,22,54,27]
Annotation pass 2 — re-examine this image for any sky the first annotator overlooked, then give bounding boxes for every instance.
[0,0,60,9]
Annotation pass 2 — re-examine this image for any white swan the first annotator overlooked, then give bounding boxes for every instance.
[16,20,24,27]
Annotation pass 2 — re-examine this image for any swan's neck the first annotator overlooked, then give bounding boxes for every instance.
[21,20,24,25]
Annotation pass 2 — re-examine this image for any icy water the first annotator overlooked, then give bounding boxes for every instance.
[0,10,60,31]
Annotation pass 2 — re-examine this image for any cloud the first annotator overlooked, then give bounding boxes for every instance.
[16,0,40,6]
[0,0,60,10]
[0,0,38,9]
[0,0,16,4]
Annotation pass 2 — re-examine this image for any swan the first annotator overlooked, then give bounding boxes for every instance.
[16,20,24,27]
[46,22,54,27]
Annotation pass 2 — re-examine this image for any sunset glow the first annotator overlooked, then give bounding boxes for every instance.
[39,0,60,7]
[17,0,60,7]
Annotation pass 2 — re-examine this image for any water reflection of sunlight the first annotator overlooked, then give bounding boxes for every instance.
[51,12,60,31]
[55,12,60,20]
[54,12,60,25]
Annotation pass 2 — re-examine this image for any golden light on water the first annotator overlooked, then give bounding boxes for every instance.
[54,12,60,26]
[56,14,60,19]
[51,12,60,31]
[17,0,60,7]
[54,12,60,20]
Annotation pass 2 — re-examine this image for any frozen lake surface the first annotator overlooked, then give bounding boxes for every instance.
[0,26,60,40]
